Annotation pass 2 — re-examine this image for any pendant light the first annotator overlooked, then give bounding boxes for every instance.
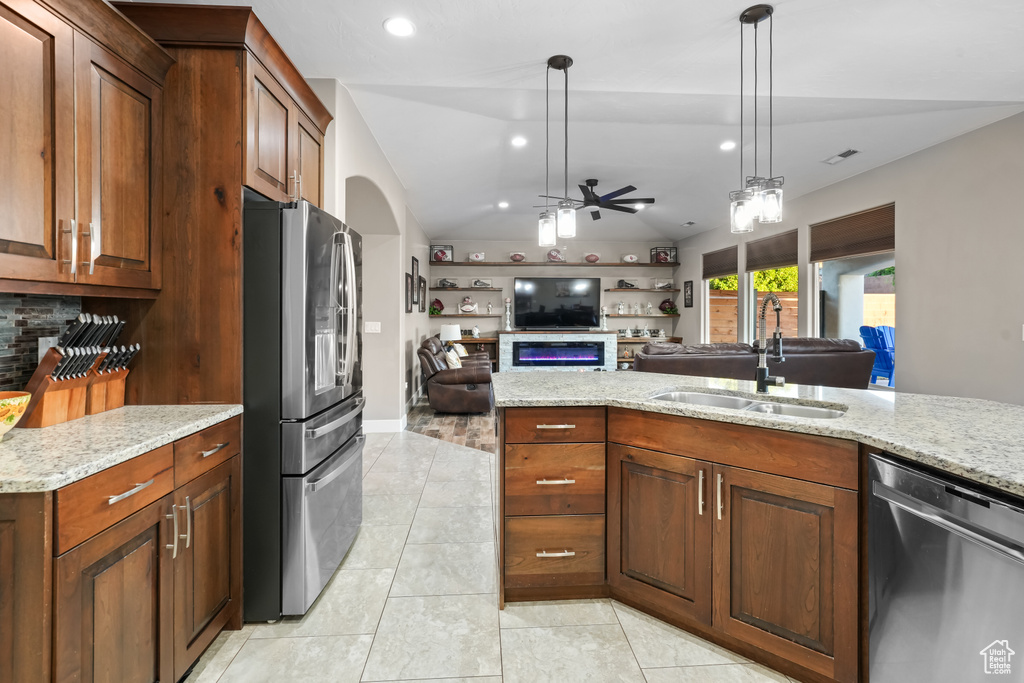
[730,5,784,233]
[538,58,557,246]
[549,55,577,239]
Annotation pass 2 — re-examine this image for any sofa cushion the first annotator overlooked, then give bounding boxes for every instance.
[640,341,685,355]
[754,337,863,354]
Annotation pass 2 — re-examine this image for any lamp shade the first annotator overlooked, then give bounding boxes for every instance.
[538,211,557,246]
[439,324,462,343]
[556,200,576,238]
[729,189,755,234]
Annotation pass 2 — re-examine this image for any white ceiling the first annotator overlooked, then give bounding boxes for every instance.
[137,0,1024,242]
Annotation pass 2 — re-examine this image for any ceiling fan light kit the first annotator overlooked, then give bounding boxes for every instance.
[730,4,785,234]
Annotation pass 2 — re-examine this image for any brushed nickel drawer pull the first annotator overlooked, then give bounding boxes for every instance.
[108,479,154,505]
[717,473,724,521]
[536,478,576,485]
[201,442,230,458]
[182,495,192,548]
[536,550,576,558]
[698,469,705,516]
[536,424,575,429]
[166,504,178,558]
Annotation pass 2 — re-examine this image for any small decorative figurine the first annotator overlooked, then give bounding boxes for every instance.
[487,301,493,314]
[472,325,480,338]
[632,302,641,316]
[617,301,625,315]
[642,323,650,337]
[646,301,653,315]
[624,327,632,338]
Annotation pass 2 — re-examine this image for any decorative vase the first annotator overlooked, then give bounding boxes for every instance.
[504,298,512,331]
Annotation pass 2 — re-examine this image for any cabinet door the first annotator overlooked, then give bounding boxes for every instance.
[0,0,76,285]
[74,31,162,289]
[53,493,174,683]
[173,456,241,680]
[296,112,323,207]
[607,443,712,624]
[712,465,857,683]
[245,53,293,202]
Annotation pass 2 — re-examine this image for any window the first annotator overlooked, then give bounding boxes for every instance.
[702,246,738,342]
[745,231,799,342]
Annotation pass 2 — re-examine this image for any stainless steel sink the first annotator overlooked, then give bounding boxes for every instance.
[743,402,845,419]
[650,392,756,410]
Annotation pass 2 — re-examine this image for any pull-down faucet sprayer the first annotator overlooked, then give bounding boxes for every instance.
[756,292,785,393]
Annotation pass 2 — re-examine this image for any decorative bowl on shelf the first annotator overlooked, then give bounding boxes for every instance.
[584,252,600,263]
[509,251,526,262]
[621,254,639,263]
[0,391,31,441]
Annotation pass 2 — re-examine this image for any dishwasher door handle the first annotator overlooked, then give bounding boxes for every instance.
[872,480,1024,567]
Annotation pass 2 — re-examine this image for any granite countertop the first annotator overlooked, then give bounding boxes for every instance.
[0,405,243,493]
[492,371,1024,498]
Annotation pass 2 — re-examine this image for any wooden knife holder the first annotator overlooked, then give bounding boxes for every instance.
[86,365,129,415]
[20,348,124,428]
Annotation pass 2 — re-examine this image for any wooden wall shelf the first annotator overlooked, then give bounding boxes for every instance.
[605,288,680,293]
[429,287,503,292]
[430,261,678,268]
[429,313,503,318]
[608,313,679,318]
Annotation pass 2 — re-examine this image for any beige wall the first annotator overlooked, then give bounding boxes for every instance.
[675,112,1024,404]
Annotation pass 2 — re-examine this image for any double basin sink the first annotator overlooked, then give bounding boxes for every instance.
[650,391,846,419]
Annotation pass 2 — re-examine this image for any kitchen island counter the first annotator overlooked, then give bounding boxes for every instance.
[492,371,1024,497]
[0,404,243,493]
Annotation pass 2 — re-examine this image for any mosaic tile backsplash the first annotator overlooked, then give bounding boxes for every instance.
[0,294,81,391]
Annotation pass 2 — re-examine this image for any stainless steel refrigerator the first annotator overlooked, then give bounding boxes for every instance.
[242,195,363,620]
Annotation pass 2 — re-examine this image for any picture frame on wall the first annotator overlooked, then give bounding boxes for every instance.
[683,280,694,308]
[418,277,427,312]
[411,257,419,303]
[405,273,413,313]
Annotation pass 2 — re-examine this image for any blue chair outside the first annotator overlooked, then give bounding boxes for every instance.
[860,326,895,385]
[877,325,895,351]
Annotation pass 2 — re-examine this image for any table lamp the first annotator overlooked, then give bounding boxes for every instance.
[439,324,462,349]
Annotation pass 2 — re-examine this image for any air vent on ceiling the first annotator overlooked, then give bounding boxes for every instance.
[682,221,696,227]
[822,149,861,165]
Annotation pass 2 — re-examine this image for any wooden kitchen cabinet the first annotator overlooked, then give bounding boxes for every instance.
[0,0,172,297]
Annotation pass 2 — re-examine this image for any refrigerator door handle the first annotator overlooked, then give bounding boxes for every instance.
[343,230,358,387]
[305,397,365,439]
[307,435,364,492]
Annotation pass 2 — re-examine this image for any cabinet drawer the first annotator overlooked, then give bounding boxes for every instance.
[55,444,174,554]
[504,407,605,444]
[505,443,605,516]
[504,515,605,588]
[174,416,241,486]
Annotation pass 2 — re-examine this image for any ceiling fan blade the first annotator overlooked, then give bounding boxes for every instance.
[605,198,655,204]
[578,184,598,202]
[603,204,638,214]
[591,210,601,221]
[599,185,637,201]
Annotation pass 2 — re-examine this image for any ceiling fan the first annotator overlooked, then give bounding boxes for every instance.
[540,178,655,220]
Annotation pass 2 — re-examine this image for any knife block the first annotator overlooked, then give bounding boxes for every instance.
[21,348,103,428]
[86,365,129,415]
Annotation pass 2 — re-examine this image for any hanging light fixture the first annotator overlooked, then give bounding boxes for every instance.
[538,57,558,246]
[730,5,784,233]
[549,55,577,238]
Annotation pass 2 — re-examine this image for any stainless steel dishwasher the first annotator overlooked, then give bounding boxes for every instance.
[869,453,1024,682]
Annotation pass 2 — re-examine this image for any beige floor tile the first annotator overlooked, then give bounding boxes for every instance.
[362,469,428,495]
[370,449,435,473]
[361,594,501,681]
[418,479,491,507]
[216,634,372,683]
[361,494,421,526]
[407,506,493,544]
[362,451,380,478]
[427,458,491,482]
[641,663,791,682]
[249,568,393,639]
[182,624,254,683]
[499,598,618,629]
[390,542,496,596]
[387,679,502,683]
[338,525,409,569]
[500,624,646,683]
[613,602,746,668]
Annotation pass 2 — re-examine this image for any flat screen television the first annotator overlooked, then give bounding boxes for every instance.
[513,277,601,329]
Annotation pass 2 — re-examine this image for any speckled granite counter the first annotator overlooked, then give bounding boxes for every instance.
[492,371,1024,498]
[0,405,243,493]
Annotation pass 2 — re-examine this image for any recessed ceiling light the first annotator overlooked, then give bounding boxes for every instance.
[510,136,527,147]
[383,17,415,37]
[498,201,509,209]
[720,141,737,151]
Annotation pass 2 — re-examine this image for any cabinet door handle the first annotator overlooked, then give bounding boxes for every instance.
[716,473,724,521]
[536,478,575,485]
[201,442,230,458]
[289,171,298,201]
[108,479,154,505]
[297,173,303,201]
[166,504,179,559]
[181,495,192,548]
[536,550,576,558]
[80,222,99,274]
[62,219,78,276]
[536,424,575,429]
[698,469,705,516]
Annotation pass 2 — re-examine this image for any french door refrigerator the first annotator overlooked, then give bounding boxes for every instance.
[242,194,363,620]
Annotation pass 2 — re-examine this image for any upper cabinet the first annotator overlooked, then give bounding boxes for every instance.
[0,0,172,296]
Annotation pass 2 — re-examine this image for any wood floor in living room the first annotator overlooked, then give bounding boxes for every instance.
[405,396,497,453]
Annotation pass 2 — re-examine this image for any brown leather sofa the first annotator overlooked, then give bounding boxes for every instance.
[633,337,875,389]
[416,336,495,413]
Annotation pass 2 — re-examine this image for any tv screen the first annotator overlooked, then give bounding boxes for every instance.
[514,277,601,329]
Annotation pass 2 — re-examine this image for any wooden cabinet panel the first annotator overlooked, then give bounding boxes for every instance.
[505,442,604,516]
[0,0,75,284]
[55,444,174,554]
[608,443,712,624]
[246,53,292,202]
[504,406,605,444]
[173,416,241,486]
[297,113,322,207]
[504,515,604,588]
[74,32,162,289]
[173,456,241,680]
[53,493,174,683]
[713,464,858,683]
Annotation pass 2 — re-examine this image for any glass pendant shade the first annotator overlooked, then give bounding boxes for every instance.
[556,200,577,238]
[745,177,765,222]
[538,211,557,246]
[729,189,755,234]
[758,179,784,223]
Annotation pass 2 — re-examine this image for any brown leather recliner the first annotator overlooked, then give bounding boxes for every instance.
[417,336,495,413]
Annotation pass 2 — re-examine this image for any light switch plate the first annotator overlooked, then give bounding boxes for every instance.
[365,321,382,334]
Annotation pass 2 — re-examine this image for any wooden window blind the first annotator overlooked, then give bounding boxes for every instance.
[702,245,738,280]
[810,203,895,262]
[745,230,798,272]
